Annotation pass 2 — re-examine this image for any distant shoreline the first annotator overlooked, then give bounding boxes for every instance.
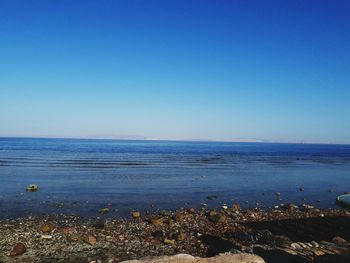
[0,136,349,146]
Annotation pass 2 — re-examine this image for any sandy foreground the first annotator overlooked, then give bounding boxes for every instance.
[1,204,350,263]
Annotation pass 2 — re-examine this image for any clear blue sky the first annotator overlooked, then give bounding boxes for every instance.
[0,0,349,143]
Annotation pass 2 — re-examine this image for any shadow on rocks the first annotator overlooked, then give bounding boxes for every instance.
[199,234,236,257]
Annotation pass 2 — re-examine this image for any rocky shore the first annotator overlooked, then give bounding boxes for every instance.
[1,204,350,263]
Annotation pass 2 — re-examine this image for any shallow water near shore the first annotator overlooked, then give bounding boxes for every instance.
[0,137,350,219]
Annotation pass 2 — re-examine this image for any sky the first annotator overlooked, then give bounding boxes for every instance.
[0,0,349,144]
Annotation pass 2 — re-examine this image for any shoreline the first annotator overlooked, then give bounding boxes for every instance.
[1,204,350,263]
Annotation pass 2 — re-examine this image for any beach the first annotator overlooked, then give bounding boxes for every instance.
[1,204,350,262]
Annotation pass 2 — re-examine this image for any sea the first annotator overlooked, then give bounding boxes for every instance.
[0,137,350,218]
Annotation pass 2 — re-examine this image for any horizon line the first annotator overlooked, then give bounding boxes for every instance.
[0,135,349,146]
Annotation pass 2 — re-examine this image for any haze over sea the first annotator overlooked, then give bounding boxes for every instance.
[0,137,349,219]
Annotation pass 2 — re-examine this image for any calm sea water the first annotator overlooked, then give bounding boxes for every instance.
[0,137,350,218]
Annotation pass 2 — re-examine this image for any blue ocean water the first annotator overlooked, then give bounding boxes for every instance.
[0,137,350,218]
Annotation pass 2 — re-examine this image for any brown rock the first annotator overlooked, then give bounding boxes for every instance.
[10,243,26,257]
[132,211,141,219]
[84,235,97,245]
[188,208,196,214]
[151,216,164,226]
[209,213,226,223]
[231,203,241,212]
[175,212,185,222]
[68,233,80,242]
[176,231,187,241]
[40,223,54,233]
[208,210,217,217]
[332,236,347,245]
[281,203,298,211]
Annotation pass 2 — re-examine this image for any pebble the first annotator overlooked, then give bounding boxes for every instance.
[150,216,164,226]
[301,204,314,210]
[163,238,176,245]
[188,208,196,213]
[84,235,97,245]
[41,234,53,239]
[332,236,347,244]
[41,223,54,233]
[175,212,185,222]
[9,243,26,256]
[311,241,319,247]
[221,204,228,210]
[231,204,241,212]
[106,236,113,242]
[175,231,186,241]
[26,184,39,192]
[206,195,217,200]
[99,208,109,214]
[290,242,302,249]
[131,211,141,219]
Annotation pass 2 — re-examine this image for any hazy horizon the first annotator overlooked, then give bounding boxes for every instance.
[1,135,349,146]
[1,0,349,144]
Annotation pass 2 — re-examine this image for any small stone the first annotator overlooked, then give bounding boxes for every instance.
[40,224,54,233]
[291,242,302,250]
[131,211,141,219]
[163,238,176,245]
[304,242,313,247]
[313,249,326,256]
[206,195,218,200]
[68,233,80,242]
[9,243,26,256]
[281,203,298,211]
[231,204,241,212]
[221,204,228,210]
[106,236,113,242]
[275,192,281,196]
[84,235,97,245]
[41,234,53,239]
[301,204,314,211]
[175,231,186,241]
[297,242,308,248]
[208,210,217,217]
[332,236,347,245]
[99,208,109,214]
[188,208,196,214]
[209,213,226,223]
[150,216,164,226]
[175,212,185,222]
[311,241,319,247]
[161,210,171,217]
[26,184,38,192]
